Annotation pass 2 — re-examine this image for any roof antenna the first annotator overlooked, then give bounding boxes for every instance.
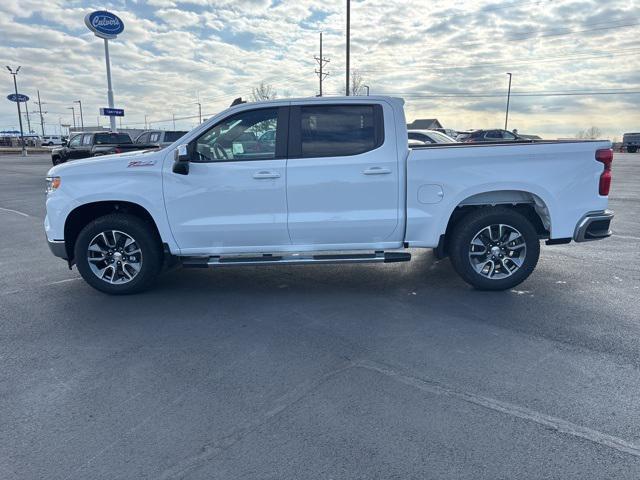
[230,97,246,107]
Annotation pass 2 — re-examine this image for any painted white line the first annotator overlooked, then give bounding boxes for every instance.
[47,278,81,286]
[0,206,30,217]
[613,234,640,241]
[357,360,640,458]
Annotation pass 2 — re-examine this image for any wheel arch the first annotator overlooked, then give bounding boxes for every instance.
[437,189,552,258]
[64,201,162,265]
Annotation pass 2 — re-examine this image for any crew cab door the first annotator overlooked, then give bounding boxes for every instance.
[65,134,84,160]
[286,102,400,247]
[163,106,290,254]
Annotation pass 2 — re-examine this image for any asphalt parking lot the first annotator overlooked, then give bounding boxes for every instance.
[1,152,639,479]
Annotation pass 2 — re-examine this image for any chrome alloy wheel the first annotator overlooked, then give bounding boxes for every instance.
[87,230,143,284]
[468,224,527,279]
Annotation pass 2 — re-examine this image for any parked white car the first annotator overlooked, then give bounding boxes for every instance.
[45,96,614,294]
[42,135,65,146]
[408,129,456,145]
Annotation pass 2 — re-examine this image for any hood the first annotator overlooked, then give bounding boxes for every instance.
[48,149,163,177]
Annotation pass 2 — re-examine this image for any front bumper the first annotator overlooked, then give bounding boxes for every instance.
[48,239,68,259]
[573,210,614,242]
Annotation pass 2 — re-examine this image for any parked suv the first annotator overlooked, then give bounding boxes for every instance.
[622,132,640,153]
[42,135,65,146]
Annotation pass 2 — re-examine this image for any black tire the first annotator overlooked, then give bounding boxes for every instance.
[74,214,163,295]
[51,156,60,166]
[448,207,540,291]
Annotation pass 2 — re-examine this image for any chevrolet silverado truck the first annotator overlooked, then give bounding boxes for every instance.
[51,131,158,166]
[44,96,614,294]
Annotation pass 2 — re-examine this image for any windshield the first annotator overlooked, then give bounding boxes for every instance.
[428,131,456,143]
[164,131,188,142]
[94,133,132,145]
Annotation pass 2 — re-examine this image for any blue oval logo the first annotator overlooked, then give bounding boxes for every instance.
[85,11,124,38]
[7,93,29,103]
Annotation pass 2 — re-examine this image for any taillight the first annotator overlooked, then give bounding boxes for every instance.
[595,148,613,196]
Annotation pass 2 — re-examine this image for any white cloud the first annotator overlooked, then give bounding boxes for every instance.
[0,0,637,138]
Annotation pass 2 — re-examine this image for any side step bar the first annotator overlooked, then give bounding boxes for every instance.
[182,251,411,268]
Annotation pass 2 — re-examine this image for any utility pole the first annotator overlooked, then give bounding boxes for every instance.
[35,90,46,135]
[172,113,176,130]
[346,0,350,96]
[6,66,26,156]
[505,72,512,131]
[144,114,149,129]
[74,100,84,129]
[68,106,76,128]
[314,32,330,96]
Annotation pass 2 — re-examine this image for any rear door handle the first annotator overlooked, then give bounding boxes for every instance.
[362,167,391,175]
[253,171,281,179]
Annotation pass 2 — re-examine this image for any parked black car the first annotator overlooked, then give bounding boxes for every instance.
[623,132,640,153]
[51,132,158,165]
[457,129,524,143]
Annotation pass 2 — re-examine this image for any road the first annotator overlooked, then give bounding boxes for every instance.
[1,152,639,479]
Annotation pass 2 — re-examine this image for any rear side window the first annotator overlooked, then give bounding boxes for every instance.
[95,133,132,144]
[164,131,187,142]
[297,105,383,158]
[82,134,92,145]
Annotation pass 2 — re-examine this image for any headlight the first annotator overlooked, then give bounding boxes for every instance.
[46,176,61,194]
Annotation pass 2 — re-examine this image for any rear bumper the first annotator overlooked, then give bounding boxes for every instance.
[573,210,614,242]
[48,239,68,259]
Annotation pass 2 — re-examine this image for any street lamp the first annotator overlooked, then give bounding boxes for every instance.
[74,100,84,129]
[195,102,202,124]
[67,106,76,129]
[6,66,26,156]
[505,72,512,131]
[363,85,370,96]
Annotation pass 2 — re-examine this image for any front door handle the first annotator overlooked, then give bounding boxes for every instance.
[253,171,281,179]
[362,167,391,175]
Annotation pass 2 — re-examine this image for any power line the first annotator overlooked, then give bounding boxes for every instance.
[376,90,640,98]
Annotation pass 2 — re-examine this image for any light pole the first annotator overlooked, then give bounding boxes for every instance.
[67,106,76,129]
[346,0,350,96]
[74,100,84,129]
[363,85,370,96]
[6,66,26,156]
[505,72,512,131]
[36,90,46,135]
[195,102,202,124]
[172,113,176,130]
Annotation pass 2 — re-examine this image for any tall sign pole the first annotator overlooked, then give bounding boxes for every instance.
[103,39,116,131]
[85,11,124,132]
[346,0,350,96]
[6,66,26,156]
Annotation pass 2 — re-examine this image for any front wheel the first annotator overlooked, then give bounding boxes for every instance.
[74,214,163,294]
[448,207,540,290]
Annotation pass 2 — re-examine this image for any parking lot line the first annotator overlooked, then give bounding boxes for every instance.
[0,206,30,217]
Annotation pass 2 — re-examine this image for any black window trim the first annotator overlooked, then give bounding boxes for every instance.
[288,103,385,159]
[189,106,289,163]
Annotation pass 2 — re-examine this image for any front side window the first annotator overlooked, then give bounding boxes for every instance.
[194,108,278,162]
[68,135,82,147]
[485,130,501,139]
[299,105,381,158]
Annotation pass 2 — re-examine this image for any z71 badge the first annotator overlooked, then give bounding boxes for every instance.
[127,160,156,168]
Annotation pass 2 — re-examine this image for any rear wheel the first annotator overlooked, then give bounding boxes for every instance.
[449,207,540,290]
[74,214,162,294]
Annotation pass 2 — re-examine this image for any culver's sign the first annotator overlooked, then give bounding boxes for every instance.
[84,11,124,39]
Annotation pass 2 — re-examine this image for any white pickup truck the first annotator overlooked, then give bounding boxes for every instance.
[44,96,614,294]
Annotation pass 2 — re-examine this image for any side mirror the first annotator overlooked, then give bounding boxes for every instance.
[172,144,190,175]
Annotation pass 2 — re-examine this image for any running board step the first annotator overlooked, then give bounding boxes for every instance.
[181,251,411,268]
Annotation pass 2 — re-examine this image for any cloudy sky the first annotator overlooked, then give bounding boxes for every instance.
[1,0,638,138]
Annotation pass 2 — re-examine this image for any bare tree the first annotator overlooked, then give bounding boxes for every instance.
[347,70,365,96]
[251,81,277,102]
[576,126,602,139]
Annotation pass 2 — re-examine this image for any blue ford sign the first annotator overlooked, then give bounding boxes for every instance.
[84,11,124,39]
[7,93,29,102]
[100,107,124,117]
